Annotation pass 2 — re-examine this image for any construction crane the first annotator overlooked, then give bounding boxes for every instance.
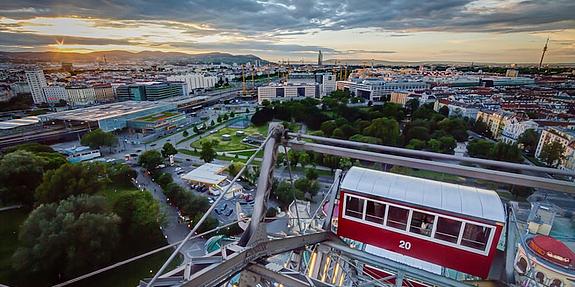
[251,65,255,95]
[538,37,549,70]
[241,64,247,96]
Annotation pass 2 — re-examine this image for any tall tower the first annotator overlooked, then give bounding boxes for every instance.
[538,37,549,70]
[25,69,48,104]
[318,50,323,66]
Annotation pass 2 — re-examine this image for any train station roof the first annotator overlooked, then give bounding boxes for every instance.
[39,101,174,122]
[341,167,506,223]
[0,116,40,130]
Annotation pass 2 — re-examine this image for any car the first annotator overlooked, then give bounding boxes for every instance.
[175,167,183,171]
[167,139,171,142]
[150,143,157,147]
[208,198,215,204]
[225,209,233,217]
[215,209,222,215]
[136,150,142,153]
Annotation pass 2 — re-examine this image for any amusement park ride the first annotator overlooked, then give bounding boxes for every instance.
[54,124,575,287]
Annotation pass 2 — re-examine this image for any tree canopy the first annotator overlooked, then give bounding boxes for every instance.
[0,150,46,205]
[12,195,120,279]
[200,140,217,163]
[138,150,164,170]
[539,140,565,167]
[35,162,108,204]
[80,129,117,150]
[518,129,540,156]
[161,142,178,158]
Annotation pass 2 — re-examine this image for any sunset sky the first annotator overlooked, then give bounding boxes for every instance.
[0,0,574,63]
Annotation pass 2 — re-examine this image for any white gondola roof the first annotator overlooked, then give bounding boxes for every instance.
[341,167,505,223]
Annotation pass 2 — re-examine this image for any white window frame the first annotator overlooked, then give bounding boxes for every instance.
[341,193,496,256]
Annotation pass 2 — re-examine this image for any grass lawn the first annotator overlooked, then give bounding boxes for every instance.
[191,126,264,152]
[136,111,178,122]
[0,208,29,286]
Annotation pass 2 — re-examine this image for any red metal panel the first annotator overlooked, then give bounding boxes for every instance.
[338,190,503,278]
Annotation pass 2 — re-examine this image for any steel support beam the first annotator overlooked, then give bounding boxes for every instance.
[239,123,283,247]
[181,232,331,287]
[245,263,334,287]
[288,141,575,193]
[323,241,471,287]
[289,132,575,177]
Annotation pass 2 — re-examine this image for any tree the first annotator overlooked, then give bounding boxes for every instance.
[200,141,216,163]
[113,191,163,242]
[12,195,120,279]
[35,163,107,204]
[223,113,229,121]
[381,103,405,121]
[193,126,200,134]
[518,129,540,156]
[305,168,318,181]
[138,150,164,171]
[210,120,215,126]
[490,142,523,163]
[339,157,353,170]
[161,142,178,158]
[467,139,494,158]
[363,117,400,146]
[230,111,235,118]
[406,139,426,150]
[271,181,304,209]
[0,150,46,205]
[438,105,450,117]
[349,134,382,144]
[539,140,566,167]
[287,150,300,167]
[155,172,173,188]
[294,178,320,197]
[405,126,430,142]
[437,118,468,142]
[251,107,273,126]
[182,130,189,137]
[299,152,311,168]
[320,120,337,137]
[245,107,250,113]
[405,98,420,114]
[107,163,137,187]
[228,162,243,177]
[438,136,457,154]
[217,115,222,123]
[80,128,117,150]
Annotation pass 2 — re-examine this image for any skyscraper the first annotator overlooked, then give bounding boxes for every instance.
[318,50,323,66]
[25,69,48,104]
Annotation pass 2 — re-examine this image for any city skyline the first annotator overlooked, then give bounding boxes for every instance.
[0,0,574,63]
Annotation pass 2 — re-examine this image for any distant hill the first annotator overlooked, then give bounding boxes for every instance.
[0,50,266,65]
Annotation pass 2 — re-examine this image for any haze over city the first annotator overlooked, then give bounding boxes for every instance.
[0,0,574,63]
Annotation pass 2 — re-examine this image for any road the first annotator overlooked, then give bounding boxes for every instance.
[133,166,207,262]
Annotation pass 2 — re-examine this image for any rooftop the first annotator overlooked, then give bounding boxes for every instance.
[0,116,40,130]
[341,166,506,223]
[181,163,228,186]
[40,101,174,122]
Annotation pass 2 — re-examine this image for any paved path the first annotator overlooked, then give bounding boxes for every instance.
[0,205,23,212]
[133,167,207,262]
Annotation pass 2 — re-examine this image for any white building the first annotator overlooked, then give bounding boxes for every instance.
[535,127,575,171]
[25,70,48,104]
[337,79,429,102]
[287,72,335,97]
[66,86,96,106]
[501,118,539,144]
[167,74,217,94]
[257,83,318,104]
[42,86,68,103]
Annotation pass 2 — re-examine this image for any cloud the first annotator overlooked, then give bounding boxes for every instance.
[0,0,573,34]
[345,49,396,54]
[0,32,139,47]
